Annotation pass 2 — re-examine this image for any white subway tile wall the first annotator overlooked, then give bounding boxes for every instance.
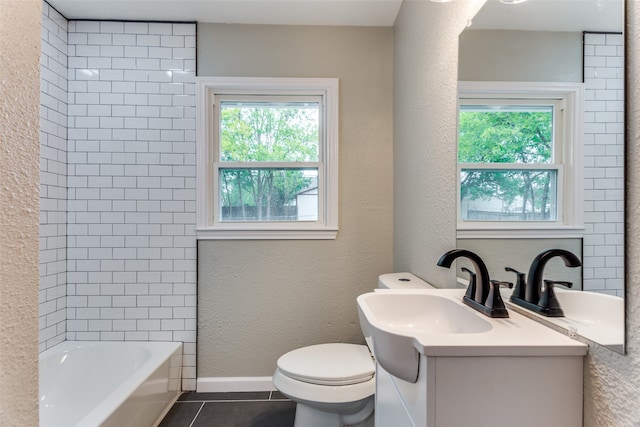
[67,20,197,389]
[583,32,624,296]
[39,3,197,390]
[40,2,69,352]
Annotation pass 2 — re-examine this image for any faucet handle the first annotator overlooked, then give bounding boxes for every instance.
[485,280,513,318]
[461,267,477,301]
[538,280,573,316]
[505,267,526,300]
[544,280,573,289]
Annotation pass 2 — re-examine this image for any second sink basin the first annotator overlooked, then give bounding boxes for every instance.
[527,289,623,351]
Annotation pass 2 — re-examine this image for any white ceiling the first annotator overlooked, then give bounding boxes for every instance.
[48,0,623,32]
[48,0,403,26]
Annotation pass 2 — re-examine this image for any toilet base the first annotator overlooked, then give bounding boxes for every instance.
[294,403,374,427]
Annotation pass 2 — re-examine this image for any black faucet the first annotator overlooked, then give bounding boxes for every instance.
[508,249,582,317]
[437,249,511,318]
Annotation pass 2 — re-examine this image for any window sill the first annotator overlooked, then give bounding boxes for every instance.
[457,226,584,239]
[196,227,338,240]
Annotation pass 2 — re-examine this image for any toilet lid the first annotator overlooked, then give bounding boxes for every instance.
[277,343,375,386]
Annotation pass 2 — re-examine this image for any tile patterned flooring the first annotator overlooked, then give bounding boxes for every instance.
[159,392,296,427]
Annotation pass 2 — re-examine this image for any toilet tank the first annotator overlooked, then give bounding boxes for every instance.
[377,273,435,289]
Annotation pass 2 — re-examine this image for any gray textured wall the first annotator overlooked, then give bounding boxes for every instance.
[196,24,394,377]
[0,1,41,425]
[392,0,483,286]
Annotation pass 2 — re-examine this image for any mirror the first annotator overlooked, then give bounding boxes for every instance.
[456,0,625,353]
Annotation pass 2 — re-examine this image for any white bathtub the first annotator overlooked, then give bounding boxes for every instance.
[40,341,182,427]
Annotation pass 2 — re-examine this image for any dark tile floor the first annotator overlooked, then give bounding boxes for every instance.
[159,392,296,427]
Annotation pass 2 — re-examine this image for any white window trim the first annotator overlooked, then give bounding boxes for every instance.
[196,77,339,240]
[457,81,584,239]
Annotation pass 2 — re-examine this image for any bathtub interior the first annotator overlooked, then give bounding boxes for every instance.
[40,341,182,427]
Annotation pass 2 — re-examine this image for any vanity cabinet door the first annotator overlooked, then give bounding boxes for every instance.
[374,355,583,427]
[433,356,583,427]
[375,362,416,427]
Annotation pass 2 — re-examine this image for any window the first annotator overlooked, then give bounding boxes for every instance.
[457,82,584,238]
[196,77,339,239]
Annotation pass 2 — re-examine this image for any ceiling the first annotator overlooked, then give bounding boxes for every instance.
[48,0,622,32]
[48,0,403,26]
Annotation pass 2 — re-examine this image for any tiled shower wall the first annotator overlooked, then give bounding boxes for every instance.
[40,2,68,351]
[583,32,624,296]
[39,1,197,389]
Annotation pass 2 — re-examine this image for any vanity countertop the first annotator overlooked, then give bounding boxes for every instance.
[360,288,588,358]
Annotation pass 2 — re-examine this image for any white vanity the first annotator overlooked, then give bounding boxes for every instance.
[357,288,588,427]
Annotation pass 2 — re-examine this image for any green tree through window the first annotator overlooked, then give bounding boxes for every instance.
[458,106,556,221]
[219,102,320,221]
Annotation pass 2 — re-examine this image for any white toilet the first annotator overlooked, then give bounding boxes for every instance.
[273,273,432,427]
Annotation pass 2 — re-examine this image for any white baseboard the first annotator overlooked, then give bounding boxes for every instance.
[196,376,276,392]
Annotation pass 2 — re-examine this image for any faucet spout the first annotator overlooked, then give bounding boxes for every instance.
[510,248,582,317]
[438,249,509,318]
[437,249,491,306]
[525,249,582,304]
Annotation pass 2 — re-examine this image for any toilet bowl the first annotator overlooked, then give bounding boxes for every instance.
[273,343,375,427]
[273,273,433,427]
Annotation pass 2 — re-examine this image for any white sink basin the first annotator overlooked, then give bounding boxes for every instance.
[357,289,588,383]
[358,292,492,335]
[357,292,493,382]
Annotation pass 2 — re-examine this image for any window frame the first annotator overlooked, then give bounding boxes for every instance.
[196,77,339,240]
[457,81,584,239]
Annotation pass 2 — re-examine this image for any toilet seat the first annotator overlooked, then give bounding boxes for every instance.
[277,343,374,386]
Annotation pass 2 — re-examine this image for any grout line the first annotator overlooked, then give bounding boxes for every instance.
[187,402,205,427]
[179,398,289,403]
